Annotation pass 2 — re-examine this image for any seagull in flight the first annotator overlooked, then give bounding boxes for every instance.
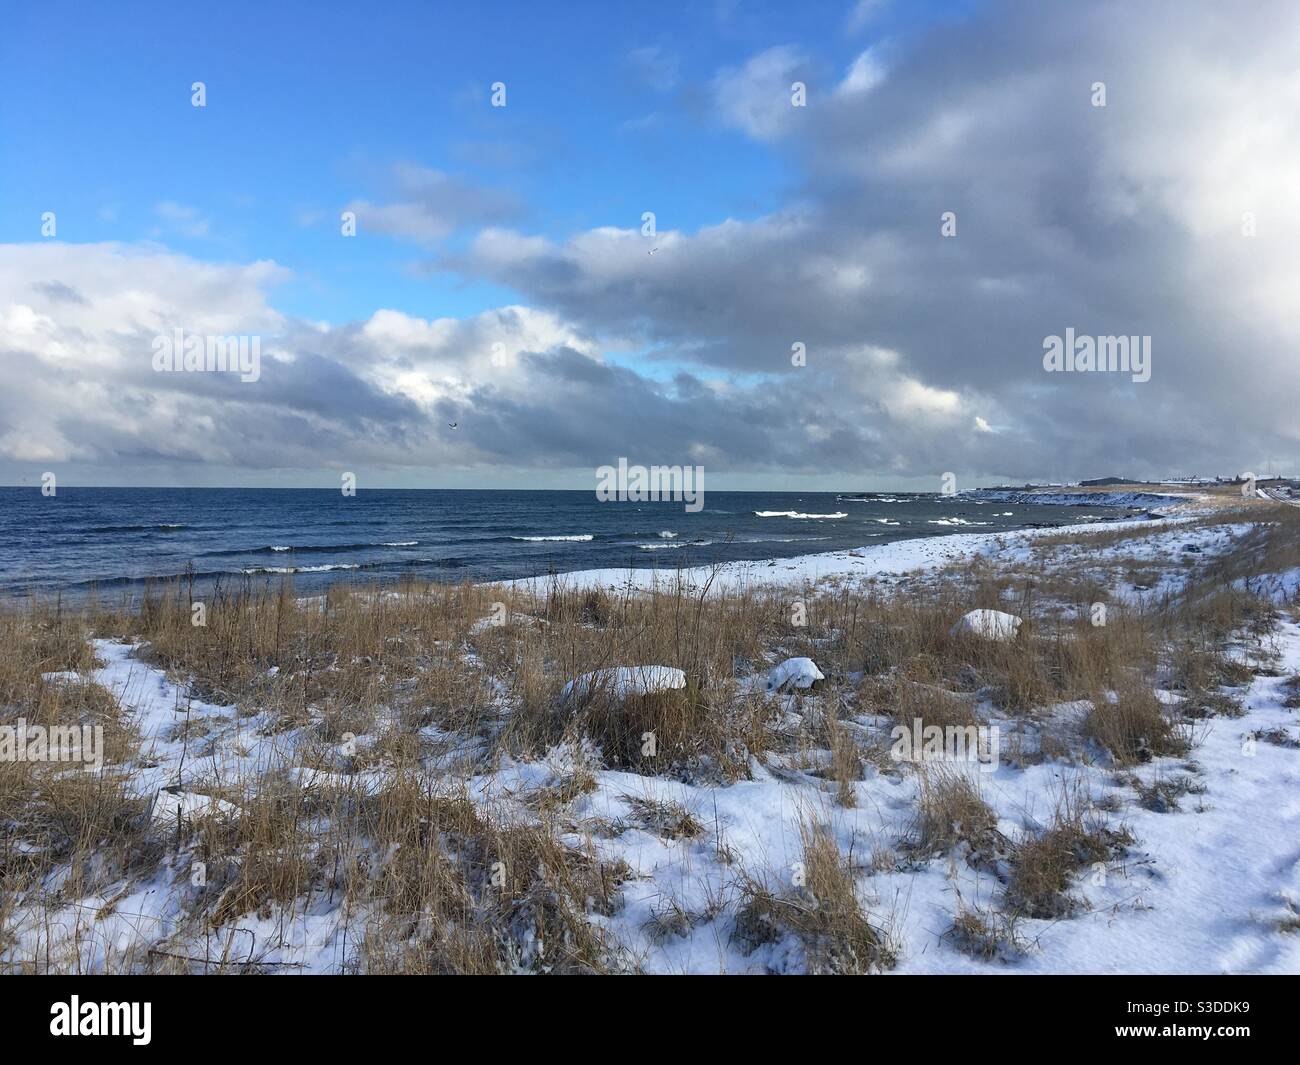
[648,247,659,256]
[448,422,458,429]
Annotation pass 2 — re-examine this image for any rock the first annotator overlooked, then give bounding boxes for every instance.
[470,610,546,634]
[950,609,1022,642]
[151,787,240,826]
[561,666,686,702]
[766,657,826,693]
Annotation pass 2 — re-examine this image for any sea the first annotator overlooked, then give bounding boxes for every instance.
[0,487,1127,602]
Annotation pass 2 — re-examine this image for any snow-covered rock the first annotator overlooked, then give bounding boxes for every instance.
[151,787,240,825]
[561,666,686,702]
[950,609,1022,642]
[766,657,825,692]
[470,610,545,634]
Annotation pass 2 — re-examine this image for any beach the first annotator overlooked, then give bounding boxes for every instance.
[5,487,1299,974]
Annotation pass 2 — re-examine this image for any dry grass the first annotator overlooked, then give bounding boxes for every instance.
[1083,686,1188,766]
[910,766,1003,862]
[733,816,895,974]
[1005,788,1132,919]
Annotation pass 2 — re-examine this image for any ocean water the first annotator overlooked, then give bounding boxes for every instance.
[0,487,1125,601]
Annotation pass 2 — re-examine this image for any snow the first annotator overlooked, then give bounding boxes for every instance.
[561,665,688,701]
[556,616,1300,974]
[1236,567,1300,604]
[505,516,1166,597]
[766,657,825,692]
[150,788,240,825]
[951,609,1022,641]
[971,489,1196,509]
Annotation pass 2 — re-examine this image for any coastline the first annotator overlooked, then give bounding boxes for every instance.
[502,491,1201,596]
[8,491,1298,975]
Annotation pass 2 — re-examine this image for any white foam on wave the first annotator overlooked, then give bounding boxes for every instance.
[639,539,714,550]
[754,511,847,519]
[927,517,992,527]
[245,563,362,574]
[512,534,594,542]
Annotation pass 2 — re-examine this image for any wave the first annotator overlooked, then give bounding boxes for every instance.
[754,511,847,519]
[197,540,423,559]
[84,523,190,533]
[658,531,678,539]
[244,556,460,575]
[511,534,594,542]
[245,563,363,574]
[47,554,471,592]
[926,517,992,527]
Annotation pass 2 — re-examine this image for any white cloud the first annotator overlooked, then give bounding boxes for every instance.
[838,48,886,95]
[343,163,520,246]
[713,46,810,140]
[845,0,887,35]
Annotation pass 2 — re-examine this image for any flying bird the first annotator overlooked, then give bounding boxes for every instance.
[648,247,659,256]
[448,422,458,429]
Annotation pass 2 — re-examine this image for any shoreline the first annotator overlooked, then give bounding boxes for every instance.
[500,485,1215,596]
[503,511,1187,596]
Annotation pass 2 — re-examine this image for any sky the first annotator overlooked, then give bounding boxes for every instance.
[1,0,1297,490]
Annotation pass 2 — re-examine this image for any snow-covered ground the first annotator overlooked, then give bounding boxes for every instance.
[11,643,353,973]
[505,515,1182,596]
[969,489,1199,509]
[560,617,1300,974]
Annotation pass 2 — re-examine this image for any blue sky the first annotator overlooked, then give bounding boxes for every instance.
[0,0,966,325]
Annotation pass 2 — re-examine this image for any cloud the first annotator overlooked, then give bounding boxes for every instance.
[441,0,1300,480]
[845,0,888,35]
[837,47,887,96]
[712,46,812,140]
[0,242,1000,484]
[344,163,521,246]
